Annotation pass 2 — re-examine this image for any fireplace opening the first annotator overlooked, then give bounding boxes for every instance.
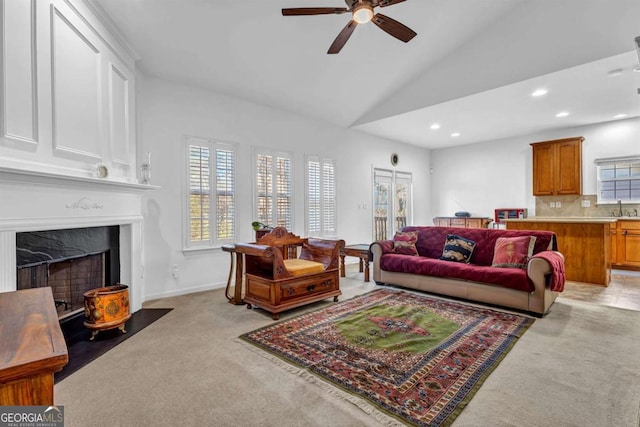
[17,252,108,319]
[16,226,120,321]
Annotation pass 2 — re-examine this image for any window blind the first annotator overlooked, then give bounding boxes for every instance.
[256,150,292,230]
[186,136,236,248]
[306,156,337,237]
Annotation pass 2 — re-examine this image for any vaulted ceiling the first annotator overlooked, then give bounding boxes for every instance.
[94,0,640,149]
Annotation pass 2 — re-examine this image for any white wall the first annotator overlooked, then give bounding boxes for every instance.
[137,76,431,301]
[430,118,640,219]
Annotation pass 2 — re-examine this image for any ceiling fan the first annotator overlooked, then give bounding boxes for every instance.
[282,0,417,54]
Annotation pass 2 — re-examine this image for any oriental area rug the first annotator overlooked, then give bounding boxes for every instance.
[240,289,533,426]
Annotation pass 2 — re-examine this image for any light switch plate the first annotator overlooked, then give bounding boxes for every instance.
[556,201,562,208]
[550,202,555,208]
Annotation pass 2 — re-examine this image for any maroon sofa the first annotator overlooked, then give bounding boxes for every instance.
[370,226,565,315]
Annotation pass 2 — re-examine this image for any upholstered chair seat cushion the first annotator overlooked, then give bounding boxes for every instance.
[283,259,325,276]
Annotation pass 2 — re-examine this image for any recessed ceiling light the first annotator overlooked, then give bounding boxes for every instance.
[555,112,569,118]
[633,66,640,73]
[451,132,460,137]
[613,114,627,119]
[430,123,440,130]
[531,89,548,97]
[607,68,624,77]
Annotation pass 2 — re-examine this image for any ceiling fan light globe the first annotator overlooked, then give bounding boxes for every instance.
[353,4,374,24]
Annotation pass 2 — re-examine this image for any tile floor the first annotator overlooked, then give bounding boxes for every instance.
[559,269,640,311]
[344,263,640,312]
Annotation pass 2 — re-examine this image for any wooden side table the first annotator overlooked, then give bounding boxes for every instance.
[340,244,371,282]
[0,287,68,405]
[222,244,245,305]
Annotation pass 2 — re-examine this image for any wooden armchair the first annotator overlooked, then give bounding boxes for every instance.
[234,227,345,319]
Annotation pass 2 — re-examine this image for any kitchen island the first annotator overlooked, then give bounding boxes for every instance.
[506,217,616,286]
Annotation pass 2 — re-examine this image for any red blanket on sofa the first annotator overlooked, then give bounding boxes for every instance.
[531,251,566,292]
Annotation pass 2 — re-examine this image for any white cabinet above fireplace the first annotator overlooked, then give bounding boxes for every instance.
[1,0,140,184]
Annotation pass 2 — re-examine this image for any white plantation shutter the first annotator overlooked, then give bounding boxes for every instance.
[306,156,337,237]
[307,158,321,235]
[276,156,292,229]
[189,144,211,242]
[216,147,235,240]
[186,136,236,248]
[256,150,292,230]
[256,153,274,227]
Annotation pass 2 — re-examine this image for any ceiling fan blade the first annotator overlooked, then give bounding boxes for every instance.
[378,0,407,7]
[327,20,358,54]
[372,13,417,42]
[282,7,349,16]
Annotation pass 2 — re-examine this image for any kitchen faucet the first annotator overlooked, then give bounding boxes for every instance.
[617,199,623,217]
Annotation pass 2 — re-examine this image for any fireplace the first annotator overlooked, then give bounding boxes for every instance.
[0,167,147,313]
[16,226,121,319]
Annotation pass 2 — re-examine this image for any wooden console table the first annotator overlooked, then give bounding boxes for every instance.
[222,244,245,305]
[340,244,371,282]
[433,217,491,228]
[0,287,68,405]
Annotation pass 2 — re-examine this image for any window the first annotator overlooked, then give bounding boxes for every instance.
[373,168,413,240]
[185,136,236,249]
[306,155,337,237]
[596,156,640,204]
[255,149,292,230]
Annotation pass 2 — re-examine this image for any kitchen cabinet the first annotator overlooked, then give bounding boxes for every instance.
[507,218,613,286]
[531,137,583,196]
[433,217,491,228]
[611,220,640,269]
[610,223,618,265]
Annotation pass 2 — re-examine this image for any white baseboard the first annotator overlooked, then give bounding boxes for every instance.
[142,281,226,304]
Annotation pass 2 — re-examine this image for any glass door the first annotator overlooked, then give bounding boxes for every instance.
[373,168,412,240]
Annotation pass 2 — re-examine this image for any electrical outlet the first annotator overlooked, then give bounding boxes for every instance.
[556,201,561,208]
[550,202,555,208]
[171,264,179,279]
[581,200,591,208]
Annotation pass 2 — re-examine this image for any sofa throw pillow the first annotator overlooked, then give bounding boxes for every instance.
[491,236,537,268]
[440,234,476,263]
[393,231,419,256]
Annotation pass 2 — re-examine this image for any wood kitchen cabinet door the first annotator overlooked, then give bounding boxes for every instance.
[532,142,555,195]
[620,221,640,268]
[532,137,583,196]
[610,223,618,265]
[556,139,582,194]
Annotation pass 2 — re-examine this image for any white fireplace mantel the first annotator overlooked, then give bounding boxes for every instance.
[0,165,159,192]
[0,168,150,312]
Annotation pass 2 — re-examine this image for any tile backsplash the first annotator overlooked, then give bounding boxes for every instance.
[536,195,640,218]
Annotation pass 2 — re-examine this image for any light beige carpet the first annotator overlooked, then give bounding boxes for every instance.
[55,273,640,426]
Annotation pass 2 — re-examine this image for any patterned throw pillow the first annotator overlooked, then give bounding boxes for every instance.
[440,234,476,263]
[491,236,537,268]
[393,231,419,256]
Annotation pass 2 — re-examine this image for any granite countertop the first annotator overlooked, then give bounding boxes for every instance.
[505,217,621,223]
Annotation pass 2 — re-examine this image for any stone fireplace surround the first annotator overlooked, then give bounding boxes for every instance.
[0,167,149,312]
